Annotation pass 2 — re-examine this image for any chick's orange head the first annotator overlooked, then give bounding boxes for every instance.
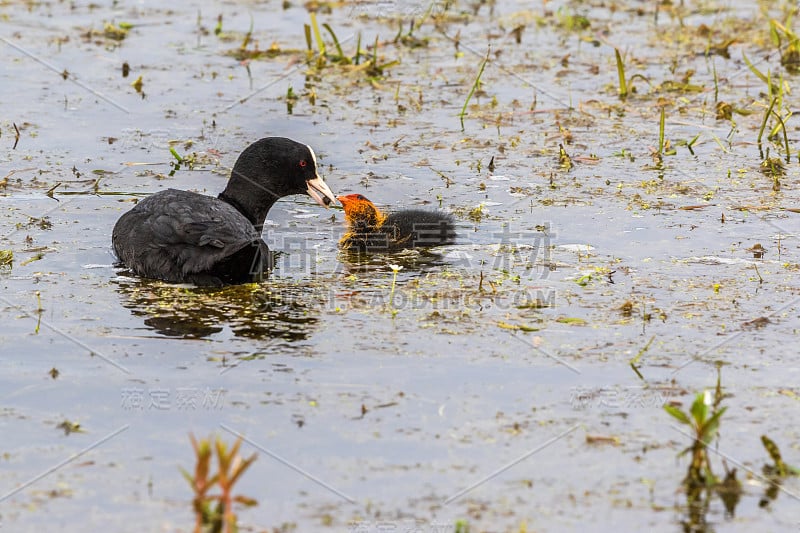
[337,194,385,226]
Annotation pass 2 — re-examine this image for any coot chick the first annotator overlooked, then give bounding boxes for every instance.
[113,137,337,286]
[338,193,456,252]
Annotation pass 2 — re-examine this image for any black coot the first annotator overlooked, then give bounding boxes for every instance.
[112,137,337,286]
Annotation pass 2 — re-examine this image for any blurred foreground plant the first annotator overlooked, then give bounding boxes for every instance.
[181,434,258,533]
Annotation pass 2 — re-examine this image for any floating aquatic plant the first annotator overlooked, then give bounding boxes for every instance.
[304,14,398,80]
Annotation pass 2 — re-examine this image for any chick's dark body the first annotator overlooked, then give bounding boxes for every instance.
[338,194,456,252]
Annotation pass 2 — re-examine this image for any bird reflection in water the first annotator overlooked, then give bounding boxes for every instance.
[114,277,321,341]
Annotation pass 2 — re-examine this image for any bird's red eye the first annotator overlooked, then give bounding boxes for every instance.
[357,195,365,200]
[299,160,307,168]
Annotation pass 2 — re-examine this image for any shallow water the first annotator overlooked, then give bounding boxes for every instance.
[2,0,800,531]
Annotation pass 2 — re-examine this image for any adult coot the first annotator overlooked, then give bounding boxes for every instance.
[112,137,336,286]
[338,193,456,252]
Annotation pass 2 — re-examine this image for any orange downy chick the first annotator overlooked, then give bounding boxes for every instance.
[338,193,457,252]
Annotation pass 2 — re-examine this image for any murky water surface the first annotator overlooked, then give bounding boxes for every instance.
[2,0,800,531]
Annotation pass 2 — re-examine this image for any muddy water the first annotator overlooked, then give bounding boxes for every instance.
[2,0,800,531]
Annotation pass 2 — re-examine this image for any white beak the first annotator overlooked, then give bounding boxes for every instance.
[306,175,337,207]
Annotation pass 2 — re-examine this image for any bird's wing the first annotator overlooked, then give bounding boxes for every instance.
[113,189,262,278]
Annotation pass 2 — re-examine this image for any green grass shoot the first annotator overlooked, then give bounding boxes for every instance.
[687,133,700,155]
[309,12,325,56]
[629,335,654,379]
[322,23,347,62]
[743,52,769,85]
[304,23,312,51]
[615,48,627,98]
[757,97,777,144]
[354,32,362,65]
[239,14,254,51]
[770,109,791,162]
[460,49,489,129]
[712,59,719,103]
[743,51,782,101]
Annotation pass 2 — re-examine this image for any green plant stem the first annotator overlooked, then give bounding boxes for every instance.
[615,48,627,98]
[459,49,490,128]
[309,12,325,56]
[757,97,777,144]
[389,270,399,308]
[322,23,346,61]
[770,109,792,163]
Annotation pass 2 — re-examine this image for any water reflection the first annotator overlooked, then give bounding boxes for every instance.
[114,275,321,340]
[338,247,455,275]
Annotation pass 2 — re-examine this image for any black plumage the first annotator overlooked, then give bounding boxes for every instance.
[112,137,336,286]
